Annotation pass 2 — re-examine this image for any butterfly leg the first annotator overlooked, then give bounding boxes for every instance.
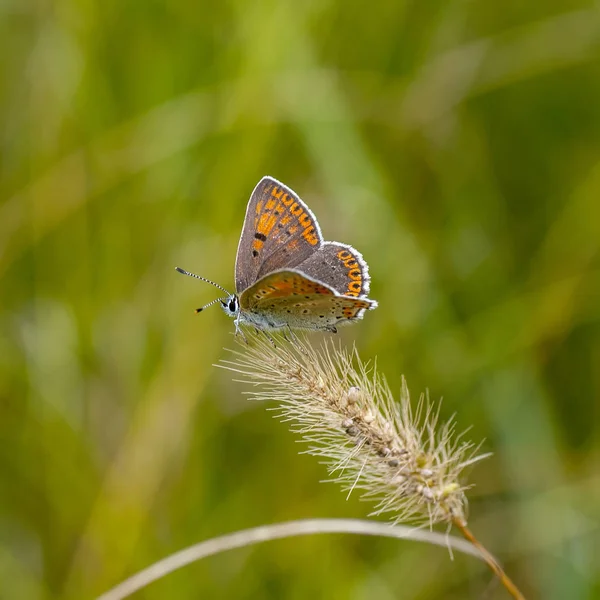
[283,326,303,349]
[234,318,249,344]
[254,326,274,345]
[262,330,277,347]
[282,327,294,343]
[249,324,277,347]
[326,326,338,334]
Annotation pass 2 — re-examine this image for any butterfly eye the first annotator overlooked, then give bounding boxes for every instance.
[228,299,237,312]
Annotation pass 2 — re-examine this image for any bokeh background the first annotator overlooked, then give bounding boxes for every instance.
[2,1,599,599]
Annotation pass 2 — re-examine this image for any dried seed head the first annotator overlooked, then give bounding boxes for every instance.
[347,386,361,405]
[421,486,434,500]
[363,410,375,424]
[220,334,488,529]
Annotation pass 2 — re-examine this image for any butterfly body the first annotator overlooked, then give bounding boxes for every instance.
[179,176,377,332]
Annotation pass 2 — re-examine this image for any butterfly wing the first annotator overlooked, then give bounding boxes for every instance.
[234,177,323,294]
[239,269,377,330]
[293,241,372,298]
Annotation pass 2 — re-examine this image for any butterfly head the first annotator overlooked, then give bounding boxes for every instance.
[219,294,240,319]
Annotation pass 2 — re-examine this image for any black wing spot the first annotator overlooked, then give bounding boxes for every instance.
[254,232,267,242]
[285,230,292,236]
[252,250,259,257]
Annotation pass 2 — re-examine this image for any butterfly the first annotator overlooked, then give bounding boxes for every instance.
[176,176,377,334]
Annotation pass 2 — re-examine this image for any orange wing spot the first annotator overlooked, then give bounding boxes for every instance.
[348,281,362,294]
[265,197,277,210]
[345,291,360,297]
[302,226,319,246]
[280,215,291,226]
[298,213,312,228]
[252,274,335,300]
[281,193,294,206]
[337,250,352,261]
[344,258,358,269]
[275,202,285,214]
[289,225,299,234]
[252,238,264,251]
[258,212,277,236]
[256,200,264,215]
[287,239,299,251]
[348,268,362,281]
[271,186,285,199]
[290,202,303,216]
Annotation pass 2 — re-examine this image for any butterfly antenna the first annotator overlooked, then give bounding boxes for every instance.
[175,267,231,294]
[195,297,226,314]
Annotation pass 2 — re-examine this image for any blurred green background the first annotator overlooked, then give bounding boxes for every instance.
[1,1,599,598]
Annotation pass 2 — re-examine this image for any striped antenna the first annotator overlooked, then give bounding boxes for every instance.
[175,267,232,314]
[195,297,225,314]
[175,267,231,295]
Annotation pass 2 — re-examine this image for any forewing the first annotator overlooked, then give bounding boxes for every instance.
[294,241,372,298]
[234,177,323,293]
